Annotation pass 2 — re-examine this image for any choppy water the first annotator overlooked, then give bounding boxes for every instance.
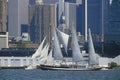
[0,69,120,80]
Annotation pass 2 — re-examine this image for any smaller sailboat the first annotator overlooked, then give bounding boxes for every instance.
[25,64,37,70]
[40,28,101,71]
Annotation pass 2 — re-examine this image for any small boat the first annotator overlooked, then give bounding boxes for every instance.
[25,65,37,70]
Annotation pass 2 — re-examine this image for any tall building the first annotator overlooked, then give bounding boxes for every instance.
[105,0,120,42]
[100,0,120,57]
[75,0,109,42]
[64,3,77,30]
[88,0,109,35]
[63,0,109,42]
[0,0,8,49]
[29,4,55,44]
[0,0,7,32]
[56,1,81,32]
[8,0,29,38]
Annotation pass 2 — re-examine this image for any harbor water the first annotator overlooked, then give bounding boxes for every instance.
[0,69,120,80]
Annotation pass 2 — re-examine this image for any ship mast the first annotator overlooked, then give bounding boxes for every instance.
[85,0,88,42]
[101,0,104,55]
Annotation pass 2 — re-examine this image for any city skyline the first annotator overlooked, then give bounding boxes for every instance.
[6,0,113,38]
[0,0,119,43]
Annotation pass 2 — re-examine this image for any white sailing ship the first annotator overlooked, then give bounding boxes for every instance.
[39,27,101,71]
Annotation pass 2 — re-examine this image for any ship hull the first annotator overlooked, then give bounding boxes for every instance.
[39,65,102,71]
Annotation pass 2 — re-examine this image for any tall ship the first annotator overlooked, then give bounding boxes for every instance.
[29,27,102,71]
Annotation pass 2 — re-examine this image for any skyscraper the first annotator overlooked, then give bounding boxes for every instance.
[56,0,81,32]
[75,0,109,42]
[105,0,120,42]
[0,0,8,49]
[29,4,55,44]
[8,0,29,38]
[0,0,7,32]
[103,0,120,57]
[64,3,77,30]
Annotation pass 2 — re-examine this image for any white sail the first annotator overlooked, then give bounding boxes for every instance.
[32,37,46,58]
[39,44,49,64]
[53,27,63,60]
[40,57,47,64]
[88,28,98,65]
[57,28,69,53]
[46,49,54,65]
[40,44,49,59]
[71,27,83,61]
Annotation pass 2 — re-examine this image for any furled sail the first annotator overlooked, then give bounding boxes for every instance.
[88,28,98,65]
[32,37,46,58]
[56,28,69,54]
[53,27,63,60]
[71,27,83,61]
